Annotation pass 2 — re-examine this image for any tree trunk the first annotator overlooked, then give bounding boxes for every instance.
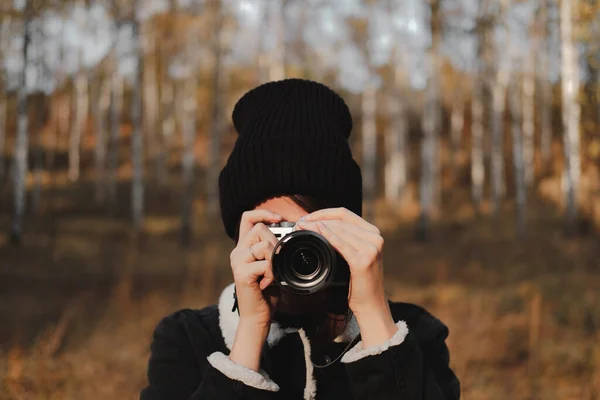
[268,0,286,81]
[0,14,10,181]
[490,0,510,216]
[509,74,527,237]
[256,1,269,84]
[206,1,228,219]
[92,75,111,203]
[490,69,508,216]
[417,0,442,240]
[560,0,581,231]
[471,74,485,213]
[362,80,377,222]
[384,48,408,205]
[131,13,145,232]
[30,97,45,214]
[57,92,70,153]
[143,32,160,180]
[68,0,89,182]
[157,0,177,186]
[0,93,6,181]
[539,0,553,168]
[11,8,31,244]
[450,82,464,181]
[181,74,197,246]
[108,66,124,214]
[522,39,536,187]
[158,77,174,186]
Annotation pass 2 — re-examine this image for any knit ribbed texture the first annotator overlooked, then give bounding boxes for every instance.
[219,79,362,240]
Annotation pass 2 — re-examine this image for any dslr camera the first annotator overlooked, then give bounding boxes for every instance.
[268,221,350,295]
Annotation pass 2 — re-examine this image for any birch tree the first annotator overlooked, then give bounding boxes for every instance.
[157,0,177,186]
[11,2,32,244]
[92,72,111,203]
[0,12,10,181]
[522,27,536,187]
[181,72,197,245]
[471,71,485,213]
[490,0,510,216]
[450,78,465,181]
[256,0,269,83]
[108,16,124,213]
[362,80,377,222]
[268,0,286,81]
[471,0,494,214]
[68,0,89,182]
[359,3,377,222]
[30,21,46,213]
[539,0,553,168]
[384,46,408,205]
[131,3,144,232]
[418,0,442,239]
[143,30,159,182]
[509,72,527,237]
[206,0,229,219]
[384,0,409,205]
[560,0,581,230]
[108,55,123,213]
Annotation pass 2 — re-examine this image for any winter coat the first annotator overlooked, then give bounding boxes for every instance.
[140,283,460,400]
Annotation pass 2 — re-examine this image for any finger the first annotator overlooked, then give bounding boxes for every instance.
[300,220,382,248]
[246,241,275,263]
[238,210,282,240]
[238,222,279,248]
[304,207,379,234]
[233,259,273,286]
[305,220,359,262]
[297,220,373,253]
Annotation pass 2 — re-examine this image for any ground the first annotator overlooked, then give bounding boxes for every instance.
[0,179,599,400]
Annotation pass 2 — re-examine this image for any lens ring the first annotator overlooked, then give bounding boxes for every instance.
[271,230,338,294]
[290,247,322,280]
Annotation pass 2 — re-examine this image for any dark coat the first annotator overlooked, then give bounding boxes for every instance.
[140,284,460,400]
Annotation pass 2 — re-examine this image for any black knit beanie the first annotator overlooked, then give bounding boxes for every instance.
[219,78,363,240]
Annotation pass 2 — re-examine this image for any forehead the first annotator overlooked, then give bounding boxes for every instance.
[255,197,308,221]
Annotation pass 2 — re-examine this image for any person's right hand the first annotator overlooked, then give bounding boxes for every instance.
[229,210,282,371]
[230,209,282,327]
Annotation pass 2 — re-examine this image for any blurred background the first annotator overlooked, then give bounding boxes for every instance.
[0,0,599,398]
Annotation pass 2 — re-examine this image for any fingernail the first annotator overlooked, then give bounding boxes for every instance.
[272,213,282,219]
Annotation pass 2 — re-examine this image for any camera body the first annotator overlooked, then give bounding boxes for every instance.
[268,221,350,295]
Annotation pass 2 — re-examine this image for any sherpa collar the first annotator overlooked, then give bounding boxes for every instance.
[217,283,362,400]
[217,283,361,350]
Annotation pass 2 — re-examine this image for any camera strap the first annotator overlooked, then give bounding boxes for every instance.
[231,285,240,315]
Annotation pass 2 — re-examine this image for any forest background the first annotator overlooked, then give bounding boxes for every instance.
[0,0,599,398]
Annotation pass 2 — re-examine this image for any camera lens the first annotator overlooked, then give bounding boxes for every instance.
[271,230,337,295]
[291,248,321,278]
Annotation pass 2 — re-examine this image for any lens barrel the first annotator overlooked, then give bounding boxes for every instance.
[272,230,337,295]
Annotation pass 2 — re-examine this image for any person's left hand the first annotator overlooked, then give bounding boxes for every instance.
[296,207,398,347]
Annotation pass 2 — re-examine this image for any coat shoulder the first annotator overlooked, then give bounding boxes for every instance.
[389,301,450,343]
[151,305,225,353]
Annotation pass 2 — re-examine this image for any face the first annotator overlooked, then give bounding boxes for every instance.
[254,196,329,316]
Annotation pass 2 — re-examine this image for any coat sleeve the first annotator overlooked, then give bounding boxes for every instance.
[341,319,460,400]
[140,311,279,400]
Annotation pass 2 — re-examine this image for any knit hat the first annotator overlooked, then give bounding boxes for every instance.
[219,78,362,240]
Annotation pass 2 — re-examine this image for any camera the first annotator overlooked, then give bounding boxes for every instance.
[268,221,350,295]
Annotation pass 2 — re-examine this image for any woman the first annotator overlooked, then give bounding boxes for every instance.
[140,79,460,399]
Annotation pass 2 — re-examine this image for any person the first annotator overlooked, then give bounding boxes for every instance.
[140,79,460,400]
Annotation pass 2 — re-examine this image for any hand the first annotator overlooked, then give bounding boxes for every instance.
[297,208,398,347]
[228,209,281,370]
